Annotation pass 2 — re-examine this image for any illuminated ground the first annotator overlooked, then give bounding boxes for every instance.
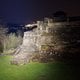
[0,55,80,80]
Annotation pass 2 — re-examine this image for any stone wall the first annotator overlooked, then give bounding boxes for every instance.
[22,19,80,54]
[12,18,80,64]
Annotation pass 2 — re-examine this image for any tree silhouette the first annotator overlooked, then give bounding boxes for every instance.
[53,11,67,22]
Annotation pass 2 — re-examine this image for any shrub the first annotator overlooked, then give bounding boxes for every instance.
[3,33,23,54]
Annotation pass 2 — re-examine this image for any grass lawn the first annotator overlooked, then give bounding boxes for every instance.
[0,55,80,80]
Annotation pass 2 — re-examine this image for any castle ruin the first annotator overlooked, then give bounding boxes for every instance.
[12,17,80,64]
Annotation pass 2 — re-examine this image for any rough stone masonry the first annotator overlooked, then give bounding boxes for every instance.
[11,18,80,65]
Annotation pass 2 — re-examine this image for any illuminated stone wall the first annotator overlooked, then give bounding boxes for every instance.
[22,19,66,53]
[12,18,80,64]
[22,19,80,54]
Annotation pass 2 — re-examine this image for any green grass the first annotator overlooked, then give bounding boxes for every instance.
[0,55,80,80]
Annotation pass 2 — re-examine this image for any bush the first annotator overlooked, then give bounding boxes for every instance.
[3,33,23,54]
[0,25,7,53]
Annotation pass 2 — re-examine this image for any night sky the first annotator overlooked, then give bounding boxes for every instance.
[0,0,80,24]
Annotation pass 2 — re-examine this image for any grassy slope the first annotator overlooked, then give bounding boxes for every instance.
[0,56,80,80]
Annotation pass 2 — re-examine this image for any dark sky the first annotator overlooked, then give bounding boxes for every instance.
[0,0,80,24]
